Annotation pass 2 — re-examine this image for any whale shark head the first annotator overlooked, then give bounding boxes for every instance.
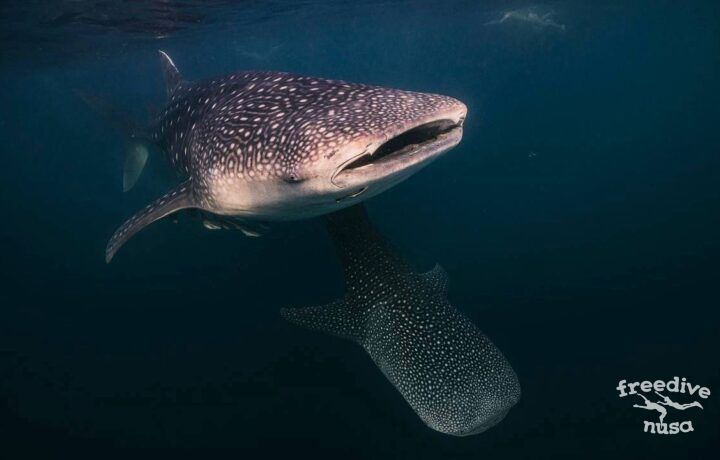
[287,97,464,216]
[189,73,467,219]
[426,369,519,437]
[451,410,512,436]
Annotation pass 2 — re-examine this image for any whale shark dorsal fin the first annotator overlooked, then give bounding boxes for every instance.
[420,264,449,293]
[106,180,195,263]
[280,299,365,342]
[158,50,183,97]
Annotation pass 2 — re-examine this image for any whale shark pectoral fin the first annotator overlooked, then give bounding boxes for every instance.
[280,299,364,342]
[420,264,449,293]
[158,50,183,97]
[106,180,195,263]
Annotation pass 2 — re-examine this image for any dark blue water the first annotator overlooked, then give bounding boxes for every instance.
[1,0,718,455]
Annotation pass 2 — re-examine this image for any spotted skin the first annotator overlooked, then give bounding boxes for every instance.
[154,72,460,187]
[282,205,520,436]
[106,51,466,262]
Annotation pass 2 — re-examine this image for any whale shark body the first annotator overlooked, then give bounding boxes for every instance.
[105,51,466,261]
[282,205,520,436]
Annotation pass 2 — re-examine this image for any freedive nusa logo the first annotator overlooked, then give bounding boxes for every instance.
[617,377,710,434]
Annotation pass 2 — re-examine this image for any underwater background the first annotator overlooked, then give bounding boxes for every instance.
[0,0,718,456]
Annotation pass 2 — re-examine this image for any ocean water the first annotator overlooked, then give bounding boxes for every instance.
[1,0,719,455]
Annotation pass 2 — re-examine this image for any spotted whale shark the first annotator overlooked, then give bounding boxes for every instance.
[105,51,467,262]
[282,205,520,436]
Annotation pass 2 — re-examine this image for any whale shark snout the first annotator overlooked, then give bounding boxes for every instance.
[330,114,465,193]
[439,379,521,437]
[449,410,511,437]
[406,323,522,436]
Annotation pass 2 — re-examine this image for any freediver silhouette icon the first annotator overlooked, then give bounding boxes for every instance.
[633,393,667,422]
[655,391,704,411]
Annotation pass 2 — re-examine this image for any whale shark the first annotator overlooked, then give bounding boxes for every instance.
[281,205,520,436]
[105,51,467,262]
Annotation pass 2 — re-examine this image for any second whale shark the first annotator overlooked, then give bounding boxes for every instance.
[282,205,520,436]
[105,52,467,262]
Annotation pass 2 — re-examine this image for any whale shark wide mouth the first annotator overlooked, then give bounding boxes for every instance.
[332,119,463,186]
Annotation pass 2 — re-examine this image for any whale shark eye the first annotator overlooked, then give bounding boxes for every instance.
[283,174,304,184]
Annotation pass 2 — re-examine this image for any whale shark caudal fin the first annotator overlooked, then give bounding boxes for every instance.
[280,299,366,342]
[76,91,153,192]
[75,91,146,141]
[105,180,196,263]
[158,50,184,97]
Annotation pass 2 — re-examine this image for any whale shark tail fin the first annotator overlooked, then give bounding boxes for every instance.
[158,50,185,98]
[106,180,196,263]
[281,299,366,343]
[123,143,149,192]
[75,90,154,192]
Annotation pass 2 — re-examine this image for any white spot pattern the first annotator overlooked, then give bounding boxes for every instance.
[150,70,461,207]
[282,205,521,436]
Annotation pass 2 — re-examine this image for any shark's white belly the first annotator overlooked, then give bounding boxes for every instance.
[206,176,363,221]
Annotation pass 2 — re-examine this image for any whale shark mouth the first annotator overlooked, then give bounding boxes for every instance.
[332,119,463,187]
